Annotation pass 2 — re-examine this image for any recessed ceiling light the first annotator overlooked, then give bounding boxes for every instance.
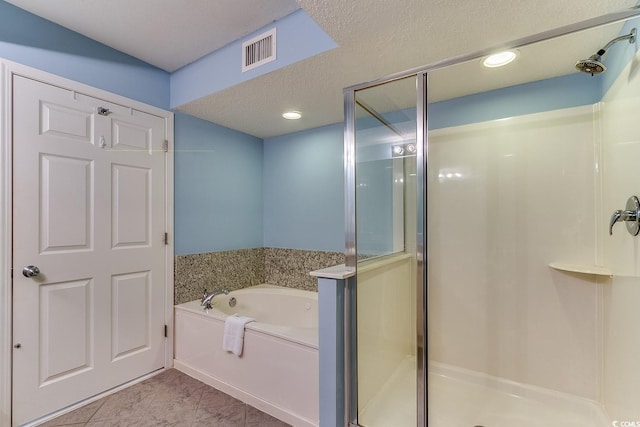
[483,50,518,68]
[282,111,302,120]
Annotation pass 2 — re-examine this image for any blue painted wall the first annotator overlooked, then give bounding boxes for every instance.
[175,118,346,255]
[258,70,606,255]
[0,0,169,109]
[355,159,394,255]
[263,124,345,252]
[429,73,601,130]
[174,113,263,255]
[1,0,634,258]
[601,17,640,96]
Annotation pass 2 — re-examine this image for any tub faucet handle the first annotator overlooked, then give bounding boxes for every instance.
[201,288,230,310]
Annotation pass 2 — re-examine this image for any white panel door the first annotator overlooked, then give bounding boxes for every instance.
[12,76,167,426]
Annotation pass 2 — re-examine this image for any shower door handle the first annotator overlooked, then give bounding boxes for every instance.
[609,196,640,236]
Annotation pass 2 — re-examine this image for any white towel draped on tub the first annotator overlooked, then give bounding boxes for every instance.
[223,314,255,356]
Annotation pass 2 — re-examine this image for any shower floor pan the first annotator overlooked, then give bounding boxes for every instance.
[359,357,609,427]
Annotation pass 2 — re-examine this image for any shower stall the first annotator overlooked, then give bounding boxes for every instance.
[341,5,640,427]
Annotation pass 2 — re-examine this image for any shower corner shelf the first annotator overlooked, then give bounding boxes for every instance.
[548,262,612,277]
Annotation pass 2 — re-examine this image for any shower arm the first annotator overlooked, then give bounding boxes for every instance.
[598,28,636,57]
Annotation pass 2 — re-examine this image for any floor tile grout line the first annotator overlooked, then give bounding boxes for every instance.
[190,387,205,427]
[244,403,248,427]
[84,399,106,425]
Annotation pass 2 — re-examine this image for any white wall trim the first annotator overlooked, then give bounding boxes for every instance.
[164,104,175,369]
[0,58,14,427]
[0,58,175,425]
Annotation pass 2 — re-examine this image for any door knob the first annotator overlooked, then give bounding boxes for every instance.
[22,265,40,278]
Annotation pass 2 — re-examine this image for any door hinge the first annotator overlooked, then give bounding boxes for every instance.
[10,268,13,278]
[164,325,168,338]
[163,140,168,152]
[164,232,168,245]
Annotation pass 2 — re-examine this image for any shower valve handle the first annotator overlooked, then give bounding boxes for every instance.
[609,210,623,235]
[609,196,640,236]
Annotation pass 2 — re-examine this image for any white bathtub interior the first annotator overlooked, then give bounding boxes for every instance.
[174,285,318,427]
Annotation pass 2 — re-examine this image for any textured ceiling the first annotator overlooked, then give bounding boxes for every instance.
[179,0,639,138]
[7,0,639,138]
[4,0,300,72]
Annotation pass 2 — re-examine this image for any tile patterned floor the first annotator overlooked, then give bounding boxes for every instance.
[40,369,291,427]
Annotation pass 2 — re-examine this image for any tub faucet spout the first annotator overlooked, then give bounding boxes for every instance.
[201,288,229,309]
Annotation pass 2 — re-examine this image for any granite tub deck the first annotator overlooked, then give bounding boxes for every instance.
[39,368,289,427]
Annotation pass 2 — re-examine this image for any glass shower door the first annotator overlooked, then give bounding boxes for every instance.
[344,7,640,427]
[352,75,419,427]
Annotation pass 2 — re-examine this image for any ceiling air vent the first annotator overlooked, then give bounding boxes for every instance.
[242,28,276,72]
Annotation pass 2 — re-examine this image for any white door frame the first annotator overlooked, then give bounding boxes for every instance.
[0,59,175,426]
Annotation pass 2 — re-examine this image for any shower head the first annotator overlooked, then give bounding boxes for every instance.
[575,53,606,76]
[576,28,636,76]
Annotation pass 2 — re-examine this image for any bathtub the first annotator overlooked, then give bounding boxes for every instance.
[174,284,318,427]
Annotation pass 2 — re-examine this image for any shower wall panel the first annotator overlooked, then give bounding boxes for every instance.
[601,47,640,420]
[357,254,414,413]
[427,105,601,399]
